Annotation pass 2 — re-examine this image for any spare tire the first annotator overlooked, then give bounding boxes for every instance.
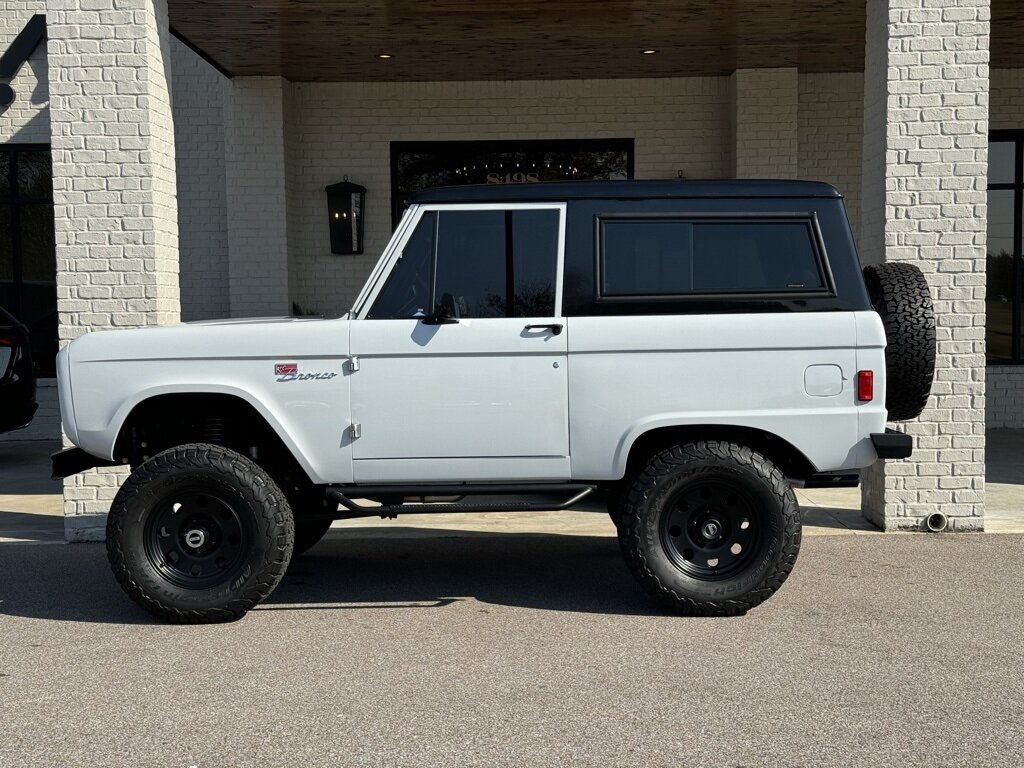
[863,262,936,421]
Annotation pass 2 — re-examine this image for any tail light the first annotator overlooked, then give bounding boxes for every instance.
[857,370,874,402]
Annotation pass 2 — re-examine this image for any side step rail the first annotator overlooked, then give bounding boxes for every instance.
[323,484,596,520]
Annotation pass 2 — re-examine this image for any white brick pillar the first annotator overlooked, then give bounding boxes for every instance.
[860,0,989,531]
[47,0,180,541]
[730,67,799,178]
[225,76,290,317]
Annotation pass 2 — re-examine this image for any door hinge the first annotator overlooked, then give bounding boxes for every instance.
[348,356,360,373]
[349,422,362,440]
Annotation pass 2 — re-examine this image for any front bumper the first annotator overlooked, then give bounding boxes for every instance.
[871,429,913,459]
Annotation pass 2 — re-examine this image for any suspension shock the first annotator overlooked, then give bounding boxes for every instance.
[203,416,226,445]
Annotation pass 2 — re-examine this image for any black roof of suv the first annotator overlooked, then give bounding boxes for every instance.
[409,179,843,205]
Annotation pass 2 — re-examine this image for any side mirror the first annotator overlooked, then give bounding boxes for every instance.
[422,293,459,325]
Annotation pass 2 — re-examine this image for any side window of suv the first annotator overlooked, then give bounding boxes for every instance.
[367,211,437,319]
[369,208,560,319]
[599,218,828,298]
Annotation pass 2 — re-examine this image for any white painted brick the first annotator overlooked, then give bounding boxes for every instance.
[224,76,290,317]
[169,36,228,321]
[861,0,990,531]
[0,1,49,143]
[731,68,799,180]
[46,0,180,540]
[798,72,865,243]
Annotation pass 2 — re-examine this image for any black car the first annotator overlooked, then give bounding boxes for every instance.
[0,306,37,433]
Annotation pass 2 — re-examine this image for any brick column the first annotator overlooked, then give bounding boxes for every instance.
[47,0,180,541]
[860,0,989,531]
[225,76,290,317]
[730,68,798,178]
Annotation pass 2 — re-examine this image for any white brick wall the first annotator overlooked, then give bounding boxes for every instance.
[47,0,181,540]
[0,1,49,143]
[284,76,731,315]
[283,77,302,314]
[731,68,798,179]
[170,36,228,321]
[224,76,290,317]
[860,0,990,531]
[799,72,865,243]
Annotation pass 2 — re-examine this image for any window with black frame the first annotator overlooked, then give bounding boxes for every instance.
[368,208,560,320]
[0,145,56,376]
[988,131,1024,364]
[599,217,827,298]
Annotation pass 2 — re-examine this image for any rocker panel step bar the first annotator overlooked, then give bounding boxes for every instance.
[324,484,596,520]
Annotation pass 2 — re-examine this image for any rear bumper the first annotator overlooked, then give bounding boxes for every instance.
[871,429,913,459]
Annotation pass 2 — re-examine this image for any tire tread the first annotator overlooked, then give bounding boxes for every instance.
[106,443,294,624]
[863,262,936,421]
[618,440,801,616]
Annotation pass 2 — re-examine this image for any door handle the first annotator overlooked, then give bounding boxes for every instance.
[524,323,563,336]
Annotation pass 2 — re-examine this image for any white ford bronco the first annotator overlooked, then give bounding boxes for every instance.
[53,180,935,623]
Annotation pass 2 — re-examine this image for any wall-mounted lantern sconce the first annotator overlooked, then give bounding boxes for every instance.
[325,176,366,255]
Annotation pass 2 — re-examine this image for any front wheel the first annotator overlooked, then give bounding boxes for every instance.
[618,441,800,616]
[106,443,294,623]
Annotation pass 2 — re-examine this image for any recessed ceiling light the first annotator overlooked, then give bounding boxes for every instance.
[377,53,393,59]
[641,49,658,55]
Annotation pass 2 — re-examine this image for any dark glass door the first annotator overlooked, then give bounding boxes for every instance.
[0,145,56,376]
[987,133,1023,363]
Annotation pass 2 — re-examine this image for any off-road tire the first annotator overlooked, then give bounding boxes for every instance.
[106,443,294,623]
[618,441,801,616]
[293,518,333,556]
[863,262,936,421]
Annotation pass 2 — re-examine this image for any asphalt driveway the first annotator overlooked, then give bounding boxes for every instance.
[1,532,1022,767]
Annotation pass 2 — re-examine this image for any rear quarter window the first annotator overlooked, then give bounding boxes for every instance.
[598,216,832,299]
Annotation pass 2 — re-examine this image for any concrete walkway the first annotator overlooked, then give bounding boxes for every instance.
[1,432,1022,542]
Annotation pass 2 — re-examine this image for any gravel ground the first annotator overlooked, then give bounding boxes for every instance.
[1,532,1022,767]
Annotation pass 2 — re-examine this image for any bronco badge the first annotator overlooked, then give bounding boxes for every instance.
[274,363,337,382]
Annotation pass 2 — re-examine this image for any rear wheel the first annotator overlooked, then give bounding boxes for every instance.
[106,443,294,623]
[618,441,800,616]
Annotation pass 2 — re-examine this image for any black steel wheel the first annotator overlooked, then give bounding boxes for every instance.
[659,480,761,581]
[107,443,294,623]
[618,441,801,616]
[142,489,252,589]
